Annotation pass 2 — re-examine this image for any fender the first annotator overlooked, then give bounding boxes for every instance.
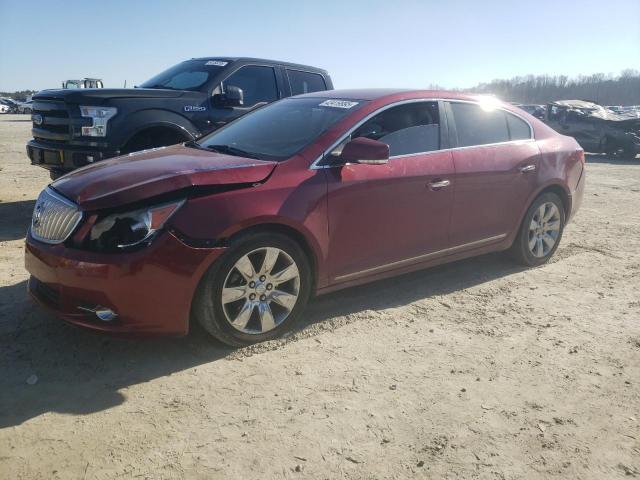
[218,215,328,290]
[114,109,199,148]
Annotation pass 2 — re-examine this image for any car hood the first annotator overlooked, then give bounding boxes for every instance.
[52,144,278,211]
[33,88,185,102]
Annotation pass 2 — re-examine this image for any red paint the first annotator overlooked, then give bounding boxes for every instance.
[25,231,224,335]
[26,89,585,336]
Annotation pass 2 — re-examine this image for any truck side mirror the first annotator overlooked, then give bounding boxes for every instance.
[213,85,244,108]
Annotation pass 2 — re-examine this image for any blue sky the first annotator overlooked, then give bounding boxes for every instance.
[0,0,638,92]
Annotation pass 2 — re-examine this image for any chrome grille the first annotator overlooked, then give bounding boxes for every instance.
[31,100,71,144]
[31,188,82,244]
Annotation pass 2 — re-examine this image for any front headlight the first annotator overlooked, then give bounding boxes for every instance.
[89,199,184,251]
[80,105,117,137]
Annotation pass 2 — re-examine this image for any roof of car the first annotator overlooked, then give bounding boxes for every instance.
[294,88,490,102]
[190,57,329,74]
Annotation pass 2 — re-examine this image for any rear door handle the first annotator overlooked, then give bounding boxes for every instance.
[429,179,451,190]
[520,165,536,173]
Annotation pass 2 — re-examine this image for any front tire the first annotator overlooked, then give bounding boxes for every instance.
[193,232,312,347]
[510,192,565,267]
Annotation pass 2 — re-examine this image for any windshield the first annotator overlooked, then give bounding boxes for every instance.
[197,97,366,161]
[139,60,228,91]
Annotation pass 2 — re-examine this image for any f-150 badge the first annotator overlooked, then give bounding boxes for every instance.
[184,106,207,112]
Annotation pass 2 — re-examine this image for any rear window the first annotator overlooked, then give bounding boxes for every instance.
[287,70,326,95]
[506,113,532,140]
[450,102,509,147]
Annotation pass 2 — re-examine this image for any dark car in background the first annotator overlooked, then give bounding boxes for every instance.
[26,57,333,179]
[25,89,585,346]
[545,100,640,159]
[519,104,546,120]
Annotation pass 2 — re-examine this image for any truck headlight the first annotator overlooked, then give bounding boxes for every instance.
[80,106,117,137]
[89,199,184,251]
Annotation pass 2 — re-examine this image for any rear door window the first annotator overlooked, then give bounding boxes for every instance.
[287,70,326,95]
[449,102,509,147]
[506,112,532,140]
[223,66,279,107]
[350,101,441,157]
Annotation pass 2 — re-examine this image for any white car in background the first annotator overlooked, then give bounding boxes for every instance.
[18,101,33,114]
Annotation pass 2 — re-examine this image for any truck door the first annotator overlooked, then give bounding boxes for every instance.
[208,65,282,130]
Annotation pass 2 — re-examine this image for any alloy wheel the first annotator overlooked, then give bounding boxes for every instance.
[221,247,300,334]
[528,202,561,258]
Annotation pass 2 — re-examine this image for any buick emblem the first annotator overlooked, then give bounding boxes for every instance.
[32,113,43,126]
[33,202,43,227]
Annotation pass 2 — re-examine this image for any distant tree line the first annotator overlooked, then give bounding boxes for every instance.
[0,90,38,101]
[465,69,640,106]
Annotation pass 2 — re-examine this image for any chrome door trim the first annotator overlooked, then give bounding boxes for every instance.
[310,98,535,170]
[429,179,451,189]
[333,233,507,283]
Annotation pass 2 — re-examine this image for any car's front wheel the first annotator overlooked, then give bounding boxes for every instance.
[510,192,565,267]
[193,232,312,347]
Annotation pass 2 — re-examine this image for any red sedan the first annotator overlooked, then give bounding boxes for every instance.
[25,90,585,346]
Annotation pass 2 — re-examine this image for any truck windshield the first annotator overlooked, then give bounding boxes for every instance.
[197,97,366,161]
[140,60,227,91]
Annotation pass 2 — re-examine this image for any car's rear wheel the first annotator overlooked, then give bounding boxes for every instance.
[193,232,312,347]
[510,192,565,266]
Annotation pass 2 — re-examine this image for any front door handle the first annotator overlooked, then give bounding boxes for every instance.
[520,164,536,173]
[429,179,451,190]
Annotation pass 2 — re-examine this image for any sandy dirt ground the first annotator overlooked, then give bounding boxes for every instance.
[0,114,638,479]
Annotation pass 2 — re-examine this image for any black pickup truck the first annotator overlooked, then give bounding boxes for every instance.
[27,57,333,179]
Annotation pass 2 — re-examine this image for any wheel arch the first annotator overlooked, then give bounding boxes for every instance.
[510,181,571,246]
[117,108,199,151]
[224,222,321,294]
[121,122,195,152]
[537,183,571,218]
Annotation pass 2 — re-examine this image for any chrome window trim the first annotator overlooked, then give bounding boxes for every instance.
[334,233,507,282]
[310,98,535,170]
[30,187,83,245]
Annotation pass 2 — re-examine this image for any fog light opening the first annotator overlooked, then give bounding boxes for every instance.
[78,305,119,322]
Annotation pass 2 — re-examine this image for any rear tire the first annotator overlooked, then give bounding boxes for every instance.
[193,232,312,347]
[510,192,565,267]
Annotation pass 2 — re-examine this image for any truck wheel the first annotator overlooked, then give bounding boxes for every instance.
[193,232,312,347]
[619,146,638,160]
[510,192,565,267]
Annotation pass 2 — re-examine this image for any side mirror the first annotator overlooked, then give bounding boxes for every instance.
[213,85,244,108]
[340,137,389,165]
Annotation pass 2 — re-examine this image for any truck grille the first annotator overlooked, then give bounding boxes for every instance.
[31,188,83,244]
[32,100,71,143]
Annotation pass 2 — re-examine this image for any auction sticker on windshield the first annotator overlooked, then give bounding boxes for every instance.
[206,60,228,66]
[319,100,359,109]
